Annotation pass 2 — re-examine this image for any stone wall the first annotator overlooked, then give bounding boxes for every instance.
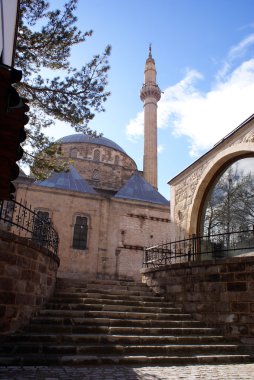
[141,255,254,344]
[61,142,137,192]
[169,117,254,235]
[0,230,59,335]
[17,185,170,282]
[109,200,171,281]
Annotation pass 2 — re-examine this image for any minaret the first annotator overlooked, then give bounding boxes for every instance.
[140,45,161,189]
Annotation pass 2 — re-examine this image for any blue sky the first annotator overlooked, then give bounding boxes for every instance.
[46,0,254,199]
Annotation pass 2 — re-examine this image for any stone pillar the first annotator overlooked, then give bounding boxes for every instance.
[140,45,161,189]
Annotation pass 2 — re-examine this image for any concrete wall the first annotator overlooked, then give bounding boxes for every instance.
[141,255,254,344]
[0,230,59,335]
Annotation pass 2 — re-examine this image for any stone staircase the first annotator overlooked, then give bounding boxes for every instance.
[0,278,253,365]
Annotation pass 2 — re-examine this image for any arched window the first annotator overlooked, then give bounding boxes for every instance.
[114,155,119,165]
[72,216,88,250]
[93,149,100,162]
[70,148,78,158]
[92,169,100,180]
[199,157,254,258]
[201,157,254,237]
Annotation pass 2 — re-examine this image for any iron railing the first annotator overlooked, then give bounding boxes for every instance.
[0,200,59,255]
[143,228,254,268]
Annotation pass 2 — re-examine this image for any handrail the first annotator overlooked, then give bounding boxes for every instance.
[0,200,59,256]
[143,228,254,268]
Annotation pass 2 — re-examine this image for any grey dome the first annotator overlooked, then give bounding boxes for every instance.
[58,133,126,154]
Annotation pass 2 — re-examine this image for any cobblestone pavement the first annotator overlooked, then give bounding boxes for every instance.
[0,364,254,380]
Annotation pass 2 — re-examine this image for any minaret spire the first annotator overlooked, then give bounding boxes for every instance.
[140,46,161,189]
[149,43,152,58]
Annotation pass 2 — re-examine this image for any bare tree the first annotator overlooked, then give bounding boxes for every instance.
[203,164,254,237]
[16,0,111,178]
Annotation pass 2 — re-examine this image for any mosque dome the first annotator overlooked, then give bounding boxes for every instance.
[56,133,137,195]
[58,133,126,155]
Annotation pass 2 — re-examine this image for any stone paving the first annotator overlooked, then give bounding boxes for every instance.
[0,364,254,380]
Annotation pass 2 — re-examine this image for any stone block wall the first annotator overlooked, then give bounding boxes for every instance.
[17,185,171,282]
[169,119,254,235]
[141,255,254,344]
[0,230,59,335]
[61,142,137,192]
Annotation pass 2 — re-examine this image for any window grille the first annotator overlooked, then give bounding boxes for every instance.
[92,169,100,180]
[93,149,100,162]
[114,155,119,165]
[32,211,50,246]
[72,216,88,250]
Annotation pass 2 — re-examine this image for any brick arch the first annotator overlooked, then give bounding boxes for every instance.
[187,143,254,235]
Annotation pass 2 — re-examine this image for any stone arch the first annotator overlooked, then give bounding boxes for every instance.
[187,143,254,235]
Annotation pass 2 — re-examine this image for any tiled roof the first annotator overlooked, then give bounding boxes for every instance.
[114,173,169,205]
[57,133,126,154]
[35,166,96,194]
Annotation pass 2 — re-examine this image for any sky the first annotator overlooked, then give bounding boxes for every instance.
[46,0,254,199]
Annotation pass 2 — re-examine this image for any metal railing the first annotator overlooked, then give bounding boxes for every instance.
[0,200,59,256]
[143,228,254,268]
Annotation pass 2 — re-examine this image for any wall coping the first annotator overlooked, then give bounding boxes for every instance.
[140,254,254,275]
[0,228,60,266]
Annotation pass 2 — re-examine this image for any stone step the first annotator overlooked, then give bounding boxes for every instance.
[37,309,194,321]
[27,324,219,335]
[2,279,251,367]
[0,353,253,366]
[51,294,156,301]
[40,303,182,314]
[0,343,243,356]
[62,284,151,292]
[45,298,173,308]
[53,289,156,298]
[4,333,239,345]
[31,316,204,328]
[56,279,139,288]
[55,288,154,296]
[51,292,165,303]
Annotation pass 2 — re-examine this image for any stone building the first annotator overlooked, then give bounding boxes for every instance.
[16,49,171,281]
[142,115,254,345]
[169,114,254,239]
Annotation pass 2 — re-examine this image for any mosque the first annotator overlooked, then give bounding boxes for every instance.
[15,48,171,281]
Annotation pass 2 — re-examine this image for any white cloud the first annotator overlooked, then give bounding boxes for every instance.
[158,144,164,154]
[228,33,254,60]
[216,33,254,80]
[169,58,254,156]
[125,69,202,140]
[125,111,143,141]
[125,34,254,158]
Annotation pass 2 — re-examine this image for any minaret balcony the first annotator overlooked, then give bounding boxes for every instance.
[140,83,161,102]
